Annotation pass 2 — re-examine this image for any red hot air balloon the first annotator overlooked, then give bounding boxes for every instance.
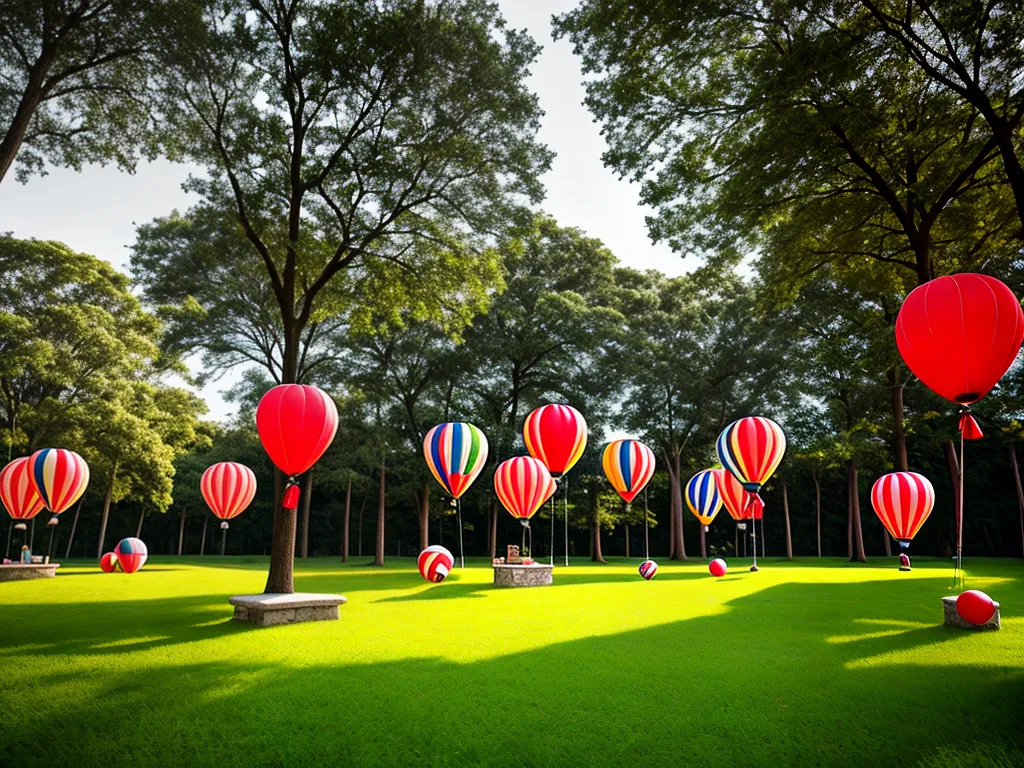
[494,457,557,524]
[870,472,934,553]
[256,384,338,509]
[28,448,90,514]
[715,469,757,521]
[523,404,588,478]
[896,274,1024,439]
[0,458,45,521]
[201,462,257,521]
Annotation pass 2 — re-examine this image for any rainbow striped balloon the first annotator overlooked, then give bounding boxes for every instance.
[494,456,556,522]
[716,417,786,492]
[638,560,658,580]
[418,545,455,583]
[423,422,489,499]
[0,458,46,520]
[115,537,148,574]
[200,462,257,520]
[29,448,90,514]
[871,472,935,548]
[523,404,587,477]
[601,439,655,503]
[685,469,723,526]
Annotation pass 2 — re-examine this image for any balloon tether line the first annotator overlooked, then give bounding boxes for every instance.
[643,487,650,561]
[749,493,759,572]
[549,493,556,566]
[955,410,966,590]
[563,475,570,567]
[456,496,465,569]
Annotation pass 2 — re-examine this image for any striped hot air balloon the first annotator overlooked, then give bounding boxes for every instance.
[418,545,455,583]
[716,417,786,493]
[601,440,655,503]
[28,448,90,514]
[200,462,258,521]
[0,458,46,520]
[423,422,489,499]
[114,537,148,574]
[871,472,935,549]
[638,559,658,580]
[685,469,723,527]
[494,456,556,523]
[715,469,756,521]
[523,404,587,477]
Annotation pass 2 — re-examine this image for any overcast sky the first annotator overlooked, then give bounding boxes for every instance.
[0,1,687,422]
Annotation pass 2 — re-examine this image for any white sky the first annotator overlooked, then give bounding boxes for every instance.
[0,1,687,422]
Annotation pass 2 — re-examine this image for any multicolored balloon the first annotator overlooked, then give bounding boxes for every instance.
[715,469,756,521]
[601,439,655,503]
[28,448,90,514]
[685,469,723,527]
[494,456,556,523]
[200,462,257,521]
[422,422,489,499]
[114,537,148,574]
[709,558,728,577]
[870,472,935,550]
[523,404,587,477]
[638,559,658,580]
[0,458,45,520]
[418,545,455,583]
[99,552,119,573]
[716,417,786,493]
[256,384,338,509]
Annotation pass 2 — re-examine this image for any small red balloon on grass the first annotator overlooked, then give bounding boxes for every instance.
[114,537,147,574]
[709,558,728,577]
[956,590,996,626]
[99,552,118,573]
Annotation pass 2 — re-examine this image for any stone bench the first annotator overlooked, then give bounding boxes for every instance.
[0,563,60,582]
[493,564,553,588]
[229,592,347,627]
[941,596,1001,630]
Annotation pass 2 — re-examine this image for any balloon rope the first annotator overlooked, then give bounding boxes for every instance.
[644,487,650,561]
[528,521,533,557]
[457,496,465,569]
[749,495,759,572]
[549,494,556,566]
[956,423,966,590]
[563,476,570,567]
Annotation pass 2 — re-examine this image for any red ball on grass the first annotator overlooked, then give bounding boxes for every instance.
[956,590,995,626]
[709,558,727,577]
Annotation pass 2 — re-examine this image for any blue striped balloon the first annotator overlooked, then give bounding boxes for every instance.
[685,469,723,527]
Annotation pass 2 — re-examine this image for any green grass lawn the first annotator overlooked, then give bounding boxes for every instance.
[1,556,1022,767]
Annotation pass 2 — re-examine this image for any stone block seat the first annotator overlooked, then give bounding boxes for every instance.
[0,563,59,582]
[941,596,1001,630]
[229,592,346,626]
[493,563,553,588]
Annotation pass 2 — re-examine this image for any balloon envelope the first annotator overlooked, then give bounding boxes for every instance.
[423,422,489,499]
[714,469,757,521]
[0,458,45,520]
[523,404,587,477]
[100,552,119,573]
[685,469,723,526]
[494,456,556,521]
[29,448,89,514]
[896,274,1024,405]
[256,384,338,476]
[601,439,655,503]
[201,462,257,520]
[418,545,455,583]
[114,538,148,574]
[956,590,996,625]
[716,417,786,492]
[870,472,934,548]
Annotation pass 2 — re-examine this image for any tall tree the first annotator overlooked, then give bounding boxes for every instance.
[155,0,549,593]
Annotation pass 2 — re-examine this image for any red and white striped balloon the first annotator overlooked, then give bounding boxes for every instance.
[870,472,935,547]
[28,448,90,514]
[0,457,45,520]
[493,456,557,522]
[418,545,455,583]
[200,462,257,520]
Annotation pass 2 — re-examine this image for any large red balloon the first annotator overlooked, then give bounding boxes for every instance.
[523,404,588,477]
[956,590,996,626]
[256,385,338,476]
[896,274,1023,406]
[201,462,257,520]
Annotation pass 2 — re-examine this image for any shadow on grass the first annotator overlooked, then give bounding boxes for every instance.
[1,576,1021,768]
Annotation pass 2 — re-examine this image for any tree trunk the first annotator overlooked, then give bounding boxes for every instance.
[135,508,146,538]
[882,528,892,557]
[668,496,676,558]
[1011,448,1024,558]
[358,494,365,557]
[488,498,498,559]
[342,476,351,563]
[28,516,35,550]
[624,521,630,558]
[372,457,386,565]
[300,470,313,559]
[263,465,297,594]
[782,482,793,560]
[590,482,607,564]
[200,516,208,556]
[668,452,687,560]
[888,366,909,472]
[177,507,187,556]
[944,440,962,551]
[699,521,706,559]
[848,459,866,563]
[64,497,83,559]
[813,467,822,557]
[0,59,49,183]
[96,465,117,559]
[416,479,430,551]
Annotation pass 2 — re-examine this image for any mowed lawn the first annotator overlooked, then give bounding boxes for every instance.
[1,556,1022,768]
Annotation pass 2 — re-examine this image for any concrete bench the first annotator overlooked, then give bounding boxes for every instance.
[0,563,60,582]
[941,596,1001,630]
[228,592,347,626]
[493,564,553,588]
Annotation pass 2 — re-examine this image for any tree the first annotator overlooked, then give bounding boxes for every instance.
[0,0,200,184]
[153,0,550,593]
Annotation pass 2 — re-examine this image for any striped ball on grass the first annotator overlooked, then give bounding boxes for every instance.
[418,545,455,583]
[709,558,728,577]
[99,552,119,573]
[638,560,658,580]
